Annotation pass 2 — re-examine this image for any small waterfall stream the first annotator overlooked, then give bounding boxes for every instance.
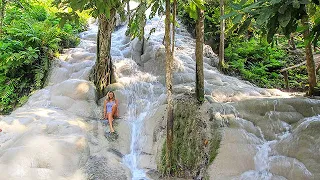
[122,83,159,179]
[2,2,320,179]
[108,12,165,178]
[238,102,315,180]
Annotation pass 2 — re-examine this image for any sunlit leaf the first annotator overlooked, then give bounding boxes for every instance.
[220,11,237,20]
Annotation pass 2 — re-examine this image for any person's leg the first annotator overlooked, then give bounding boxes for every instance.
[112,105,118,118]
[107,113,115,132]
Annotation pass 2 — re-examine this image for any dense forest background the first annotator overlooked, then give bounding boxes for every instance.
[0,0,89,114]
[179,0,320,91]
[1,0,320,115]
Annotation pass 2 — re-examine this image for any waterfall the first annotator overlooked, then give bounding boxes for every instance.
[237,104,315,180]
[122,83,160,179]
[2,2,320,179]
[108,12,166,178]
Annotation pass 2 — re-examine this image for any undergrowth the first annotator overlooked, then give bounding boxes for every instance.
[0,0,89,114]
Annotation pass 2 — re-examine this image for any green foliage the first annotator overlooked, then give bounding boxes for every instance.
[125,0,165,40]
[0,0,88,114]
[177,0,318,92]
[183,0,205,20]
[178,0,226,51]
[149,0,165,19]
[126,1,147,40]
[226,0,320,45]
[224,35,314,91]
[53,0,126,22]
[29,5,48,21]
[225,38,287,88]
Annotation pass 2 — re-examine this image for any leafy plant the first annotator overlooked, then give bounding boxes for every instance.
[225,38,287,88]
[0,0,89,114]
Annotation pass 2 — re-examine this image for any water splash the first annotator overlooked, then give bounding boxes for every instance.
[273,100,278,112]
[122,83,154,179]
[108,18,166,178]
[239,140,275,180]
[296,115,320,131]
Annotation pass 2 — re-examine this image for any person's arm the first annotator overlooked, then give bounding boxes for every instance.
[103,100,107,119]
[115,99,119,107]
[115,99,119,116]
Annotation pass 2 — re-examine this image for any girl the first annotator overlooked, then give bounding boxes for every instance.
[103,91,119,133]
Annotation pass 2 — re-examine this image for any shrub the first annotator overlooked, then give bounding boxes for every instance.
[0,1,89,114]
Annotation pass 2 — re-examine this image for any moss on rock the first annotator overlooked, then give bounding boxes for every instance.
[159,95,221,179]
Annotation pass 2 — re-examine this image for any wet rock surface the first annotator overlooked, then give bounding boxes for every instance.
[1,5,320,180]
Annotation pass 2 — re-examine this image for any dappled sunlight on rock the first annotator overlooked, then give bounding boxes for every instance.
[15,108,56,118]
[68,119,88,131]
[76,82,90,95]
[0,119,27,133]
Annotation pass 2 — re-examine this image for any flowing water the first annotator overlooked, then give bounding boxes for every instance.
[0,15,165,179]
[122,83,161,179]
[107,20,166,179]
[1,4,320,180]
[235,102,317,180]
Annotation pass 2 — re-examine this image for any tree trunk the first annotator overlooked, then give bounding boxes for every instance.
[0,0,6,35]
[301,12,316,96]
[93,11,116,99]
[165,0,173,173]
[140,0,146,54]
[196,7,204,103]
[218,0,225,70]
[289,33,296,50]
[172,0,176,54]
[127,0,130,23]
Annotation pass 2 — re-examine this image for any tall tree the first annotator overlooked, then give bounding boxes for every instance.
[301,10,316,95]
[172,0,176,54]
[184,0,205,103]
[94,11,116,98]
[53,0,125,98]
[164,0,174,171]
[218,0,225,70]
[195,6,204,103]
[140,0,146,53]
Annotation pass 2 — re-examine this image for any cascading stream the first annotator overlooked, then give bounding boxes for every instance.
[108,10,165,178]
[121,83,161,179]
[238,102,315,180]
[2,2,320,180]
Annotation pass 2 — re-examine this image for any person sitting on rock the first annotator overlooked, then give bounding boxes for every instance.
[103,91,119,134]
